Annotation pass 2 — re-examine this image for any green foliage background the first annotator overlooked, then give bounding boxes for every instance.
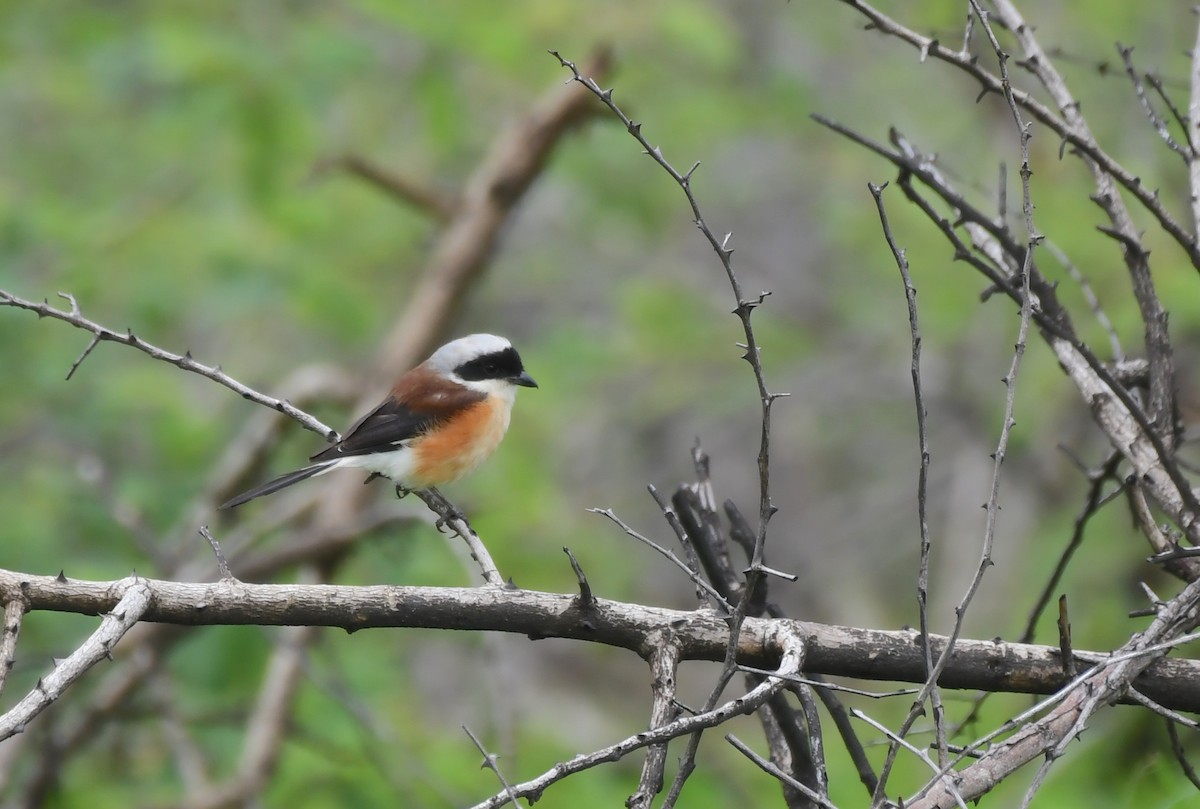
[2,2,1199,806]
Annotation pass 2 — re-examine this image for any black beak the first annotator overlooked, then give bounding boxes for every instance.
[513,371,538,388]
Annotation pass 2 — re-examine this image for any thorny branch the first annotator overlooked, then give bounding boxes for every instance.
[0,290,340,441]
[468,629,806,809]
[822,2,1200,805]
[867,181,945,769]
[0,577,151,742]
[552,48,791,806]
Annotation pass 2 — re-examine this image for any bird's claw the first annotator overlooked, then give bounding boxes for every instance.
[435,507,470,535]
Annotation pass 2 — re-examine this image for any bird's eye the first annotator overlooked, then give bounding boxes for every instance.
[484,362,498,375]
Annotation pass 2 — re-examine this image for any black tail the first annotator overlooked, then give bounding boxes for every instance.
[218,462,334,510]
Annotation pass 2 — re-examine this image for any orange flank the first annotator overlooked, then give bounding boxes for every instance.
[411,396,508,487]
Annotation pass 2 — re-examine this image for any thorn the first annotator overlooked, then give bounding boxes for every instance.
[56,571,67,584]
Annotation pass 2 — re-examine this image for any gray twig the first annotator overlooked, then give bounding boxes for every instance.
[463,724,521,809]
[0,290,339,440]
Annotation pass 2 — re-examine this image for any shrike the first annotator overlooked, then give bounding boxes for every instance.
[219,334,536,509]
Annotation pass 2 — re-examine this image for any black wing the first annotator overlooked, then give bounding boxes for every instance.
[309,397,439,462]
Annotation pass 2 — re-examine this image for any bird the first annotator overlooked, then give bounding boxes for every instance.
[219,333,537,510]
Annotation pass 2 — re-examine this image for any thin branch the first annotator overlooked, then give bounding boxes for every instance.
[463,724,521,809]
[648,484,712,609]
[1020,451,1124,643]
[1126,687,1200,730]
[867,180,945,768]
[737,667,917,699]
[1044,239,1124,362]
[853,708,967,809]
[1167,718,1200,792]
[324,154,456,220]
[1117,44,1191,161]
[1145,71,1194,153]
[878,5,1041,801]
[813,113,1200,554]
[198,525,236,583]
[790,684,828,803]
[1190,8,1200,236]
[0,290,339,440]
[726,733,841,809]
[466,628,805,809]
[588,507,733,611]
[831,0,1200,270]
[412,488,504,587]
[65,334,102,381]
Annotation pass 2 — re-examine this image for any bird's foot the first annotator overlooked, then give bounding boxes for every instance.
[435,503,470,535]
[393,484,411,500]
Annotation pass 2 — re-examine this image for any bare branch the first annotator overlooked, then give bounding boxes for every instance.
[1118,43,1191,160]
[910,575,1200,807]
[322,154,456,220]
[0,290,340,441]
[814,113,1200,555]
[0,577,151,742]
[867,181,945,769]
[550,49,789,803]
[467,628,805,809]
[832,0,1200,270]
[588,507,733,611]
[198,525,236,583]
[989,0,1177,440]
[627,630,682,809]
[726,733,840,809]
[1189,13,1200,234]
[0,600,23,700]
[411,488,504,587]
[1167,719,1200,792]
[9,568,1200,714]
[463,724,521,809]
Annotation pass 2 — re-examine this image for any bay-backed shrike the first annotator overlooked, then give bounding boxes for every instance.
[219,334,536,509]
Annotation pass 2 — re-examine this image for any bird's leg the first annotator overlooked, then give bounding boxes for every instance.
[392,483,411,499]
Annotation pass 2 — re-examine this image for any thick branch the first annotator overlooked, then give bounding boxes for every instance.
[6,569,1200,713]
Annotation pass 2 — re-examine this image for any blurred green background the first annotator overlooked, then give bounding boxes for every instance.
[3,1,1200,806]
